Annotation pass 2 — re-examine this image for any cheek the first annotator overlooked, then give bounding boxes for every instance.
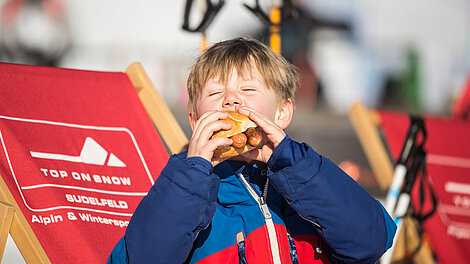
[196,98,218,117]
[246,101,277,120]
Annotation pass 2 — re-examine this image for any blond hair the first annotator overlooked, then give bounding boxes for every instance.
[187,37,298,113]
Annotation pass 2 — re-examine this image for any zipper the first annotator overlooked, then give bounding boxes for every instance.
[287,233,299,264]
[238,173,282,264]
[237,232,248,264]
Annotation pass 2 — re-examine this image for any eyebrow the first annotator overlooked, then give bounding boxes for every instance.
[240,75,265,86]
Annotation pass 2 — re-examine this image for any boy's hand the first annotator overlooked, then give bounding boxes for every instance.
[236,106,286,163]
[187,111,233,167]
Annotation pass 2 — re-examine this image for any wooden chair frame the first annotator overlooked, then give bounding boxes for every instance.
[0,62,188,263]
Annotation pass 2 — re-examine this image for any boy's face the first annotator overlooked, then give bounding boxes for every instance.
[189,65,288,129]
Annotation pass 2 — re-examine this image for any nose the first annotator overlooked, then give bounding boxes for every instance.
[222,90,241,109]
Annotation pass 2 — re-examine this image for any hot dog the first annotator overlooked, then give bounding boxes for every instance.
[230,132,247,149]
[212,111,264,158]
[245,127,262,147]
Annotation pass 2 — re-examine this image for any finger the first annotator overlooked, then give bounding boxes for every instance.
[188,111,232,160]
[193,135,232,155]
[192,111,229,141]
[198,120,232,143]
[192,111,226,139]
[192,136,233,161]
[187,134,232,160]
[209,136,233,150]
[237,106,286,146]
[237,106,277,133]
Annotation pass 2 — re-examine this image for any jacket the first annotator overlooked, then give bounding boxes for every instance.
[108,135,396,263]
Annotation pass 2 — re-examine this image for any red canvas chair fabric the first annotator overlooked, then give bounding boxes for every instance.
[378,111,470,264]
[0,62,171,263]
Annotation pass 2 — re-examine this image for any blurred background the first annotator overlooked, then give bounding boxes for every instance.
[0,0,469,262]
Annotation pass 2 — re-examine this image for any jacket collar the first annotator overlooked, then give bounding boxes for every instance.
[213,160,268,206]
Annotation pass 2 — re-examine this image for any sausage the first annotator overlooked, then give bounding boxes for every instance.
[245,127,262,147]
[229,128,262,149]
[230,133,247,148]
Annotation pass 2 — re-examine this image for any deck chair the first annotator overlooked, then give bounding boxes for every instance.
[0,62,188,263]
[350,101,470,264]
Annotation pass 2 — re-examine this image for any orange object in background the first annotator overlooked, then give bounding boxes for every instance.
[339,160,360,181]
[269,7,281,55]
[452,72,470,119]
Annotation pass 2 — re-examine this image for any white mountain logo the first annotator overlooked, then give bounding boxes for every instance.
[30,137,126,167]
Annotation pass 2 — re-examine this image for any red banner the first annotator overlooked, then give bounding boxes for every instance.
[0,63,169,263]
[379,111,470,264]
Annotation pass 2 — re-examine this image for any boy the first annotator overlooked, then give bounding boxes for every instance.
[108,38,396,263]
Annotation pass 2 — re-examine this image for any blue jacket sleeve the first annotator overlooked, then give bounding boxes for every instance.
[122,153,219,263]
[267,136,396,263]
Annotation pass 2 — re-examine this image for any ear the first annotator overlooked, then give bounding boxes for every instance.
[274,99,293,129]
[188,111,198,131]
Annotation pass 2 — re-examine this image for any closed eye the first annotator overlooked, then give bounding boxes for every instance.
[241,87,258,92]
[208,91,223,96]
[208,90,223,96]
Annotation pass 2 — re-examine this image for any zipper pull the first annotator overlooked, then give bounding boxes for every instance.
[237,232,248,264]
[259,197,272,219]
